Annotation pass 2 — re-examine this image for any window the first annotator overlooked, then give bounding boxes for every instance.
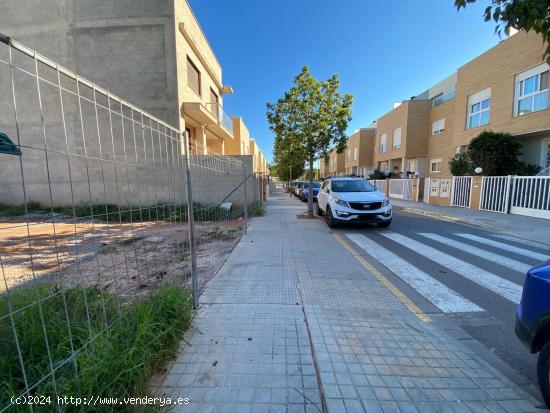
[455,145,467,155]
[515,63,549,116]
[430,159,442,173]
[347,149,351,160]
[467,88,491,129]
[353,147,358,161]
[210,88,219,118]
[392,127,402,150]
[432,118,445,135]
[380,133,387,153]
[187,57,201,96]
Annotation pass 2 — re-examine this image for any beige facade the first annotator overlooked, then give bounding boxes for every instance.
[450,31,550,171]
[373,31,550,179]
[176,1,235,155]
[344,128,376,176]
[374,100,431,177]
[328,149,346,176]
[227,117,251,156]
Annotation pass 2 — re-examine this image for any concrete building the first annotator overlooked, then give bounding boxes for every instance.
[372,31,550,177]
[0,0,268,208]
[344,127,376,177]
[0,0,236,155]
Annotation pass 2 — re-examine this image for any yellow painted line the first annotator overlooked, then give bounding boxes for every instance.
[332,232,432,323]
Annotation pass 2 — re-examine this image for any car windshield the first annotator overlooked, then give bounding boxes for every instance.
[331,180,376,193]
[303,182,321,189]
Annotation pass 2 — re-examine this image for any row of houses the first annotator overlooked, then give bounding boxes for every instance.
[1,0,269,174]
[321,31,550,180]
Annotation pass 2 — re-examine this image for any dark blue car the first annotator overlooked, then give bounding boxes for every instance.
[300,182,320,202]
[515,259,550,408]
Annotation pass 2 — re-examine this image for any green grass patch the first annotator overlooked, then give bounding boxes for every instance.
[0,202,247,223]
[248,201,265,217]
[0,284,193,412]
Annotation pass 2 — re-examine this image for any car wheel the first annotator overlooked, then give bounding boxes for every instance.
[316,202,324,216]
[325,206,337,228]
[538,341,550,409]
[377,219,392,228]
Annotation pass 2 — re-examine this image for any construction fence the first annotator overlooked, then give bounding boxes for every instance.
[0,35,263,410]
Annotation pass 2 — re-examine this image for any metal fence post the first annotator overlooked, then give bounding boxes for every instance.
[243,162,248,234]
[183,131,199,309]
[504,175,513,214]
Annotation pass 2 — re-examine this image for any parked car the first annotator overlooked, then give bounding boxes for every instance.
[293,181,304,197]
[515,260,550,408]
[289,180,300,195]
[300,181,321,202]
[316,177,392,228]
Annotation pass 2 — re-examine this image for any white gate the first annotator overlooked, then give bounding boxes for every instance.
[510,176,550,219]
[369,179,387,194]
[451,176,472,208]
[389,179,413,200]
[479,176,511,213]
[423,178,430,203]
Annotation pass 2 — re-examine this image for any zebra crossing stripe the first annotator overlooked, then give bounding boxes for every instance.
[455,233,550,262]
[382,232,523,304]
[345,233,483,313]
[418,233,531,274]
[492,234,549,251]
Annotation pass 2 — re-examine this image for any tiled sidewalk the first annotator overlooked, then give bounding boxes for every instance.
[155,190,541,412]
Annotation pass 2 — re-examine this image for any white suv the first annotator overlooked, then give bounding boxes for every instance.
[316,177,392,228]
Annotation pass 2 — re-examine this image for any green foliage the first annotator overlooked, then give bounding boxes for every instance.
[0,202,243,223]
[449,152,473,176]
[0,284,193,412]
[449,131,541,176]
[267,66,353,213]
[467,131,523,175]
[455,0,550,63]
[248,201,265,217]
[368,169,389,179]
[515,162,543,176]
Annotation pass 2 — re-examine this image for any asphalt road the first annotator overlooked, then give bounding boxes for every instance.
[329,208,550,403]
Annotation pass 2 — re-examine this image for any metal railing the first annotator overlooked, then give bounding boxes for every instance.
[432,90,456,107]
[0,35,261,410]
[205,102,233,135]
[536,166,550,176]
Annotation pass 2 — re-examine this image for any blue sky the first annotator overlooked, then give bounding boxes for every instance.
[189,0,504,163]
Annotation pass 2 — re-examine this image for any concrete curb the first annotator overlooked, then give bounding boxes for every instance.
[394,205,550,247]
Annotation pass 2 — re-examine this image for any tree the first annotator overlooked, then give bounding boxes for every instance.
[267,66,353,216]
[455,0,550,63]
[466,131,523,175]
[270,134,305,181]
[449,152,472,176]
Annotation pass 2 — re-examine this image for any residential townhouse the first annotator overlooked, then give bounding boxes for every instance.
[372,31,549,178]
[1,0,239,156]
[328,149,346,177]
[344,127,377,177]
[228,117,251,156]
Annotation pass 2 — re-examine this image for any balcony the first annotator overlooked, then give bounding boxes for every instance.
[205,103,234,136]
[433,90,456,107]
[182,102,234,140]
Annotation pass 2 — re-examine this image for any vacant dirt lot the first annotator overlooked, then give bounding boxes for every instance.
[0,214,243,300]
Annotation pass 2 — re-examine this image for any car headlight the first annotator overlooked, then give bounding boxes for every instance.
[382,198,391,207]
[334,198,350,208]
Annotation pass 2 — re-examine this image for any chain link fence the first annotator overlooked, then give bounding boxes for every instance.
[0,35,260,411]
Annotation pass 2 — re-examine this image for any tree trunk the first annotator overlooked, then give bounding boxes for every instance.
[308,155,314,217]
